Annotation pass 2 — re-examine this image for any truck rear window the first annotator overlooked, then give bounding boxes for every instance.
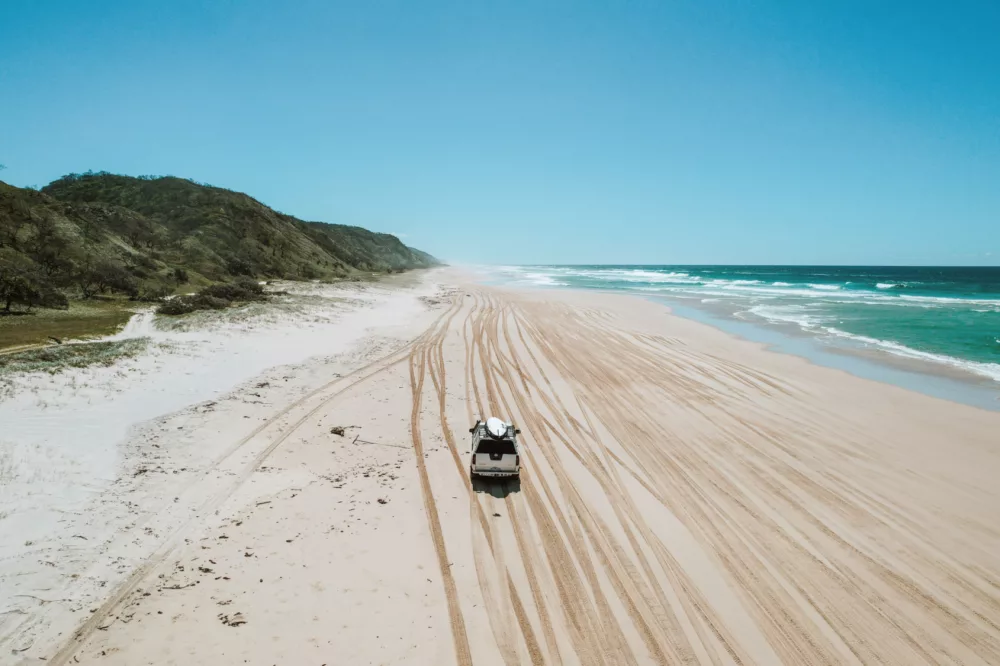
[476,439,516,455]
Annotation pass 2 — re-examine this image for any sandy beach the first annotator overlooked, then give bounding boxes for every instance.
[0,275,444,663]
[8,271,1000,665]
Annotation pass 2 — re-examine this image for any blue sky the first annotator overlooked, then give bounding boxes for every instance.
[1,1,998,265]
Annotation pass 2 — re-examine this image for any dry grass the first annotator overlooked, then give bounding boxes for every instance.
[0,338,148,375]
[0,337,149,400]
[0,299,135,352]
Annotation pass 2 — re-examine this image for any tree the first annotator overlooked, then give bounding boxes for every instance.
[0,193,33,250]
[75,256,101,298]
[76,256,137,298]
[226,256,254,276]
[83,260,138,298]
[0,248,43,312]
[27,214,75,278]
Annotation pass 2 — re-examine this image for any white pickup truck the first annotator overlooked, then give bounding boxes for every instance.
[469,417,521,479]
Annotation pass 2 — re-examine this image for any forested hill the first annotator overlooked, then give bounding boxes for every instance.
[0,172,438,309]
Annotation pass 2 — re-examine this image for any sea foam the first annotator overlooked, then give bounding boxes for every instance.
[824,328,1000,383]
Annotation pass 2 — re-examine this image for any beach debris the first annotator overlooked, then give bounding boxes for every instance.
[330,426,346,436]
[218,611,246,627]
[377,498,388,504]
[254,381,270,388]
[48,336,63,344]
[493,513,502,517]
[198,566,214,574]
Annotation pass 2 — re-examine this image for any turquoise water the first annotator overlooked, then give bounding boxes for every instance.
[488,265,1000,383]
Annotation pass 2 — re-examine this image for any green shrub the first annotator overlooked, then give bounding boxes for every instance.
[156,297,197,315]
[156,294,226,315]
[200,278,265,302]
[236,276,264,292]
[300,263,320,280]
[156,278,266,315]
[37,289,69,309]
[226,257,253,276]
[196,294,230,310]
[137,283,174,302]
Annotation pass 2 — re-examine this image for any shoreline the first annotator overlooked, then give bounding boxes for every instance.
[477,265,1000,408]
[657,295,1000,412]
[480,277,1000,412]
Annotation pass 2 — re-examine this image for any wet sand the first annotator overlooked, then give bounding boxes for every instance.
[20,277,1000,665]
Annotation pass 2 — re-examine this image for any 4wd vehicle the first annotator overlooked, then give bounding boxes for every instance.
[469,417,521,479]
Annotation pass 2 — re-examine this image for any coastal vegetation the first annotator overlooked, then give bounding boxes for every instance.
[0,172,437,348]
[0,337,147,380]
[156,276,267,315]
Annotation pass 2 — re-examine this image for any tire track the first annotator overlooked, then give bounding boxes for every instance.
[408,298,474,666]
[76,283,999,666]
[47,329,438,666]
[412,286,1000,665]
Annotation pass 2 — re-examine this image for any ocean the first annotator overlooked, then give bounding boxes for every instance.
[487,265,1000,386]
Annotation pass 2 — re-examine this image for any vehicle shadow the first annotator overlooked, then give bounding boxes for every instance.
[471,475,521,497]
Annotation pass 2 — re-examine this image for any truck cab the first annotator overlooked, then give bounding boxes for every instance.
[469,417,521,479]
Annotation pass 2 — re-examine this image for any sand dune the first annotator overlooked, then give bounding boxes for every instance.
[32,278,1000,665]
